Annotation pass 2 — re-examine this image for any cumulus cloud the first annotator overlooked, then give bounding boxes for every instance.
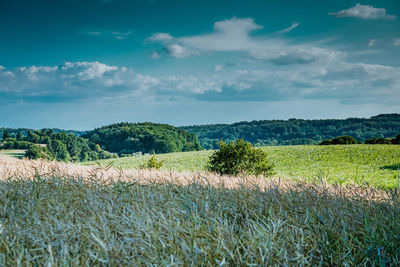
[163,44,194,58]
[279,22,300,33]
[148,17,342,65]
[329,4,396,20]
[195,62,400,102]
[1,60,399,105]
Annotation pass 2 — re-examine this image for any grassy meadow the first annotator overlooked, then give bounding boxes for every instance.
[84,145,400,190]
[0,149,26,159]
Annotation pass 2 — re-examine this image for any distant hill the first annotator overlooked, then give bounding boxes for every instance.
[181,114,400,149]
[2,114,400,151]
[0,128,86,139]
[83,122,202,155]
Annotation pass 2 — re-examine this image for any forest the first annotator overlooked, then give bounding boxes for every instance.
[181,114,400,149]
[1,129,115,162]
[82,122,202,155]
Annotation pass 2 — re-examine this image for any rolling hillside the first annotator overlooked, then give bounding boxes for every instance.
[181,114,400,149]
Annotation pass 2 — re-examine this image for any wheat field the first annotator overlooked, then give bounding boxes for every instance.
[0,156,399,265]
[84,145,400,189]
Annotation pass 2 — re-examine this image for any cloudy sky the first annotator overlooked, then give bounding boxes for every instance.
[0,0,399,129]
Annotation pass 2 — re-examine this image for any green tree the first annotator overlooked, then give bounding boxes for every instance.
[16,132,22,140]
[25,144,52,160]
[49,140,70,161]
[140,152,164,169]
[206,139,275,176]
[2,131,10,140]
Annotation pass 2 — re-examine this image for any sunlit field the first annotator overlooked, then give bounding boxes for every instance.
[0,149,26,159]
[0,157,399,265]
[84,145,400,190]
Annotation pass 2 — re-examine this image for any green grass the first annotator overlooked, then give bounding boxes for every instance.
[84,145,400,189]
[0,176,399,265]
[0,149,26,159]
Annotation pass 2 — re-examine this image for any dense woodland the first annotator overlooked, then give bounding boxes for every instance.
[181,114,400,149]
[1,114,399,161]
[82,122,202,155]
[1,129,115,162]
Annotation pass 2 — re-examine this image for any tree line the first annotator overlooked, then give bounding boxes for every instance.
[1,129,116,162]
[181,114,400,149]
[319,134,400,145]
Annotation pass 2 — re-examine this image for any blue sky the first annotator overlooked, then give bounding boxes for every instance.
[0,0,399,129]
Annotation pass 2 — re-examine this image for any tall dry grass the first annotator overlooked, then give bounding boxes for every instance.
[0,157,399,265]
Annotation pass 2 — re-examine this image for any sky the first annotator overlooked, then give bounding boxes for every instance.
[0,0,399,130]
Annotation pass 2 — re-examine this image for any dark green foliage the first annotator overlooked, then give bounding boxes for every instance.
[16,132,22,140]
[319,139,332,145]
[20,129,116,162]
[2,131,10,140]
[393,134,400,144]
[2,140,34,149]
[365,137,393,144]
[49,140,70,162]
[320,136,358,145]
[140,153,164,169]
[206,139,275,176]
[25,144,52,160]
[83,122,202,155]
[181,113,400,148]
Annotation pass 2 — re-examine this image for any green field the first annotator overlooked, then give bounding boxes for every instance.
[84,145,400,190]
[0,149,26,159]
[1,145,400,265]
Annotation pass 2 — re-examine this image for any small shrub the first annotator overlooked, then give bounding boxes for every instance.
[141,152,164,170]
[25,144,52,160]
[206,139,275,176]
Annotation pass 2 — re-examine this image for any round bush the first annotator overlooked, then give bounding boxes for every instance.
[206,139,275,176]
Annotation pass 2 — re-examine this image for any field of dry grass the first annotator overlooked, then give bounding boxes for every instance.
[0,156,399,265]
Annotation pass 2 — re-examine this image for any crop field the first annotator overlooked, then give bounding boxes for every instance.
[85,145,400,190]
[0,157,399,265]
[0,149,25,159]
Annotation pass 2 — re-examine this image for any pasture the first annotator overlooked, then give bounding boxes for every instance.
[84,145,400,190]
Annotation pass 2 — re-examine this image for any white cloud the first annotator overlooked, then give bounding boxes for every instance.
[148,17,341,65]
[151,51,161,59]
[279,22,300,33]
[329,4,396,20]
[394,39,400,47]
[86,30,133,40]
[164,44,195,58]
[179,17,264,52]
[367,39,377,47]
[1,60,399,105]
[214,65,223,72]
[248,47,343,65]
[148,33,173,42]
